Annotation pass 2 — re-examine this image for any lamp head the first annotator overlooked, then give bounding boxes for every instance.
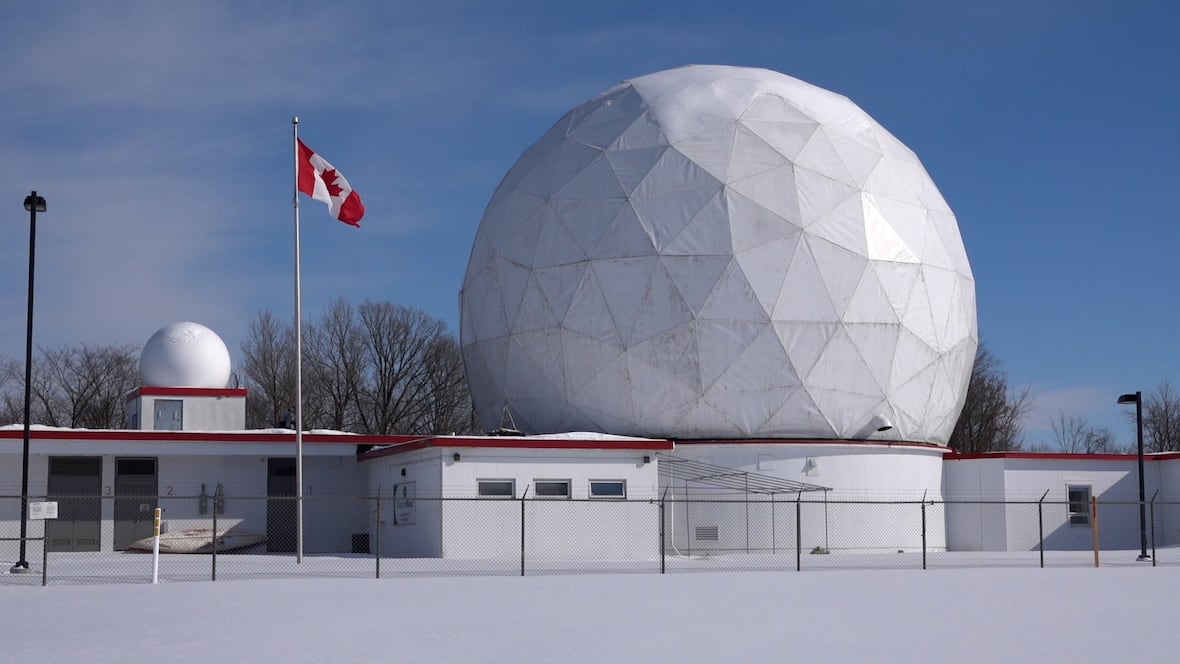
[23,195,46,213]
[1118,393,1140,406]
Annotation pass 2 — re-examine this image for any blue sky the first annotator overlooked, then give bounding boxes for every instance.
[1,1,1176,446]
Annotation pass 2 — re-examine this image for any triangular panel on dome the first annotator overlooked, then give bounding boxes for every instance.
[804,193,868,256]
[592,257,660,344]
[610,107,668,150]
[824,126,884,188]
[794,126,856,185]
[826,114,883,154]
[551,155,627,200]
[843,263,900,324]
[922,265,959,352]
[570,350,637,431]
[727,124,794,183]
[917,168,954,214]
[772,240,840,323]
[562,268,624,343]
[505,330,567,406]
[925,360,960,431]
[663,190,733,256]
[805,325,885,398]
[805,386,882,439]
[773,321,840,382]
[590,202,657,260]
[660,254,732,315]
[892,363,937,431]
[561,331,625,399]
[651,100,737,146]
[704,385,797,438]
[760,386,838,438]
[464,259,510,340]
[727,186,802,255]
[729,165,801,225]
[677,398,738,439]
[741,92,815,124]
[742,119,818,162]
[695,319,766,393]
[874,261,921,318]
[901,272,939,350]
[698,259,772,322]
[919,212,957,272]
[552,198,627,257]
[464,337,511,426]
[494,257,532,332]
[605,146,668,195]
[709,323,800,392]
[534,263,590,323]
[494,203,546,268]
[568,86,647,150]
[626,324,702,424]
[510,276,560,334]
[734,234,799,315]
[862,194,919,264]
[671,123,736,182]
[807,235,868,319]
[624,261,695,346]
[632,185,722,252]
[516,139,602,199]
[479,189,547,237]
[928,209,973,276]
[633,146,724,197]
[888,328,939,394]
[864,157,924,208]
[845,323,900,398]
[940,274,976,348]
[531,203,588,268]
[794,166,859,228]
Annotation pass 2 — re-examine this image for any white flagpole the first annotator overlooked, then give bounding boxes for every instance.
[292,116,304,564]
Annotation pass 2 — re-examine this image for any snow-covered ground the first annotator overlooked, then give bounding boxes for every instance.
[1,564,1174,663]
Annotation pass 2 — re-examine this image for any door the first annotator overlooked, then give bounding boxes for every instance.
[46,457,102,552]
[114,458,158,550]
[154,399,183,430]
[267,458,297,552]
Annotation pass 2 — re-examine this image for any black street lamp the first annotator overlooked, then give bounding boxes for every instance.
[1117,391,1150,561]
[10,191,45,574]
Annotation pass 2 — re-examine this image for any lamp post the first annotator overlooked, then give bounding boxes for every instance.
[9,191,45,574]
[1117,391,1150,561]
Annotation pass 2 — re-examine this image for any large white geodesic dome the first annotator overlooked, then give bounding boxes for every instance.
[460,65,977,444]
[140,321,233,389]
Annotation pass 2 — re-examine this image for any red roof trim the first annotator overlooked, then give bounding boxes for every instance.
[0,429,416,446]
[946,452,1178,462]
[126,387,249,402]
[673,438,948,452]
[358,436,674,461]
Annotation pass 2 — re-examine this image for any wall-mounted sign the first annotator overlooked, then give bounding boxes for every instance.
[30,501,58,520]
[394,481,415,525]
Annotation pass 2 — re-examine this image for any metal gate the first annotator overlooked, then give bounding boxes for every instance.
[46,457,102,552]
[114,458,158,550]
[267,458,297,552]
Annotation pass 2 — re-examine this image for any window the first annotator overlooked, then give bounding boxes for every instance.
[589,480,626,499]
[477,479,515,498]
[533,480,570,499]
[1068,485,1092,525]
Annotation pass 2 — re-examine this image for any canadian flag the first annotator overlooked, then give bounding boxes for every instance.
[297,139,365,226]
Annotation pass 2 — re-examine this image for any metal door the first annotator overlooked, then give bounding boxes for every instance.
[46,457,102,552]
[267,458,297,552]
[114,458,158,550]
[154,399,183,430]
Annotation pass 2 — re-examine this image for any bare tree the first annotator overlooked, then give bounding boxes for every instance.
[303,298,365,431]
[948,343,1032,453]
[241,309,296,429]
[0,344,138,428]
[1136,381,1180,453]
[1050,411,1124,454]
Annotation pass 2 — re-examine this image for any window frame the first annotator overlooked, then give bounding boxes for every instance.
[1067,484,1092,526]
[532,479,571,499]
[589,479,627,499]
[477,479,515,499]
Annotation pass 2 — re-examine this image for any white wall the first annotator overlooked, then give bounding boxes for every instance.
[132,394,246,431]
[942,458,1007,551]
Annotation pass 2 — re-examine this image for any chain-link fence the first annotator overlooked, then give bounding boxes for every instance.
[1,493,1176,586]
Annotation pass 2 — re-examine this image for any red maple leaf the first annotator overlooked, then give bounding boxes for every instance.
[320,167,344,198]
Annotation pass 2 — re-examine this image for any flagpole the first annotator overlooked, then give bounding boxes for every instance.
[292,115,304,564]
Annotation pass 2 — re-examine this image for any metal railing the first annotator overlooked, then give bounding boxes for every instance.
[1,493,1175,586]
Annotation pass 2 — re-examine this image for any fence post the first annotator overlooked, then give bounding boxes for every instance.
[520,486,528,577]
[1150,490,1158,567]
[1038,490,1048,569]
[659,495,666,575]
[375,489,382,579]
[919,490,927,569]
[1091,496,1100,568]
[40,534,47,587]
[771,493,776,555]
[795,493,801,572]
[212,501,218,582]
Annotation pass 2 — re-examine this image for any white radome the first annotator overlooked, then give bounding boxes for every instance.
[139,321,232,389]
[460,65,977,444]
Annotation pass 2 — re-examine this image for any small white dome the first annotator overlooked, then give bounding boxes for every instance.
[139,321,232,388]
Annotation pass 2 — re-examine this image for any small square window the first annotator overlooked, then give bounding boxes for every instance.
[478,479,515,498]
[534,480,570,499]
[1067,485,1091,525]
[589,480,626,499]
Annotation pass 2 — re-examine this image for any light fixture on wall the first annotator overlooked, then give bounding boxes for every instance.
[643,455,651,464]
[453,452,461,462]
